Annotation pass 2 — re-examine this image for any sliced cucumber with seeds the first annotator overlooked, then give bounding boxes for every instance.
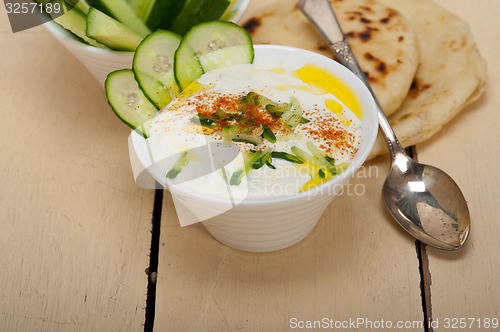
[174,42,204,90]
[133,74,173,110]
[86,8,143,51]
[174,21,254,90]
[105,69,158,138]
[133,30,182,109]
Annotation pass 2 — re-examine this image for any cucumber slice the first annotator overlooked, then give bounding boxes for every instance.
[75,0,90,14]
[129,0,188,31]
[170,0,230,36]
[50,3,108,49]
[262,125,276,143]
[174,21,254,90]
[65,0,91,14]
[134,73,174,110]
[220,0,239,21]
[133,30,182,109]
[230,148,273,185]
[291,146,331,171]
[166,151,190,179]
[152,0,187,31]
[174,41,204,90]
[86,8,143,51]
[128,0,152,21]
[306,141,333,167]
[221,124,263,146]
[105,69,158,138]
[88,0,151,37]
[271,151,303,164]
[250,148,273,170]
[230,150,264,186]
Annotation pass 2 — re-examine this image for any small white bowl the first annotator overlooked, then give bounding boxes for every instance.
[43,0,250,87]
[131,45,379,252]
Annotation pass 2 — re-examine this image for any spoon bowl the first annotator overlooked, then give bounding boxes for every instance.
[383,153,470,249]
[299,0,470,249]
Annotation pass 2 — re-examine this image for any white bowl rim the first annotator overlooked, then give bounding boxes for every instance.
[132,44,379,205]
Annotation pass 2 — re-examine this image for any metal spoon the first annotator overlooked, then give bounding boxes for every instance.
[299,0,470,250]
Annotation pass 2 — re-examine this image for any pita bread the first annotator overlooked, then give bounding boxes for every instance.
[242,0,487,160]
[242,0,419,116]
[367,0,487,159]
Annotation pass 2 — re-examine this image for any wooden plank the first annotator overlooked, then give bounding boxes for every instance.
[0,17,153,331]
[416,0,500,328]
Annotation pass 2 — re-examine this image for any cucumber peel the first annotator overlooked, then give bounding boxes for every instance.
[166,151,190,179]
[66,0,91,14]
[230,148,272,185]
[174,21,254,90]
[105,69,157,138]
[271,151,303,164]
[170,0,230,36]
[86,8,143,51]
[87,0,151,37]
[49,2,108,49]
[133,30,182,109]
[174,41,204,90]
[129,0,188,31]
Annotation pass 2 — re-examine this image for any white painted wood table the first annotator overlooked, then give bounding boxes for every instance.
[0,0,498,331]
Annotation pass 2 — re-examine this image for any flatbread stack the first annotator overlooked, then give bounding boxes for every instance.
[241,0,487,159]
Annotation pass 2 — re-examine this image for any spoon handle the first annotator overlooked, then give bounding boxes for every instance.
[298,0,406,160]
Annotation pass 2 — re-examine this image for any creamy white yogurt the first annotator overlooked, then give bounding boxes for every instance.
[147,63,362,200]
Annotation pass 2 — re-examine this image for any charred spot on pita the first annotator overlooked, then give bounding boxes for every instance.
[360,31,371,40]
[377,62,387,73]
[409,79,432,98]
[360,5,374,13]
[317,44,328,51]
[243,18,261,34]
[364,52,375,60]
[345,31,356,39]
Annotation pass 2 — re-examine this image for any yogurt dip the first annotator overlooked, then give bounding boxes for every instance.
[147,62,363,200]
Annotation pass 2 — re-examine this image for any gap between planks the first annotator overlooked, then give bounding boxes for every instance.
[144,185,164,332]
[407,145,434,332]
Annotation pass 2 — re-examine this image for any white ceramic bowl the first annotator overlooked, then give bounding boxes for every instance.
[131,45,379,252]
[43,0,250,87]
